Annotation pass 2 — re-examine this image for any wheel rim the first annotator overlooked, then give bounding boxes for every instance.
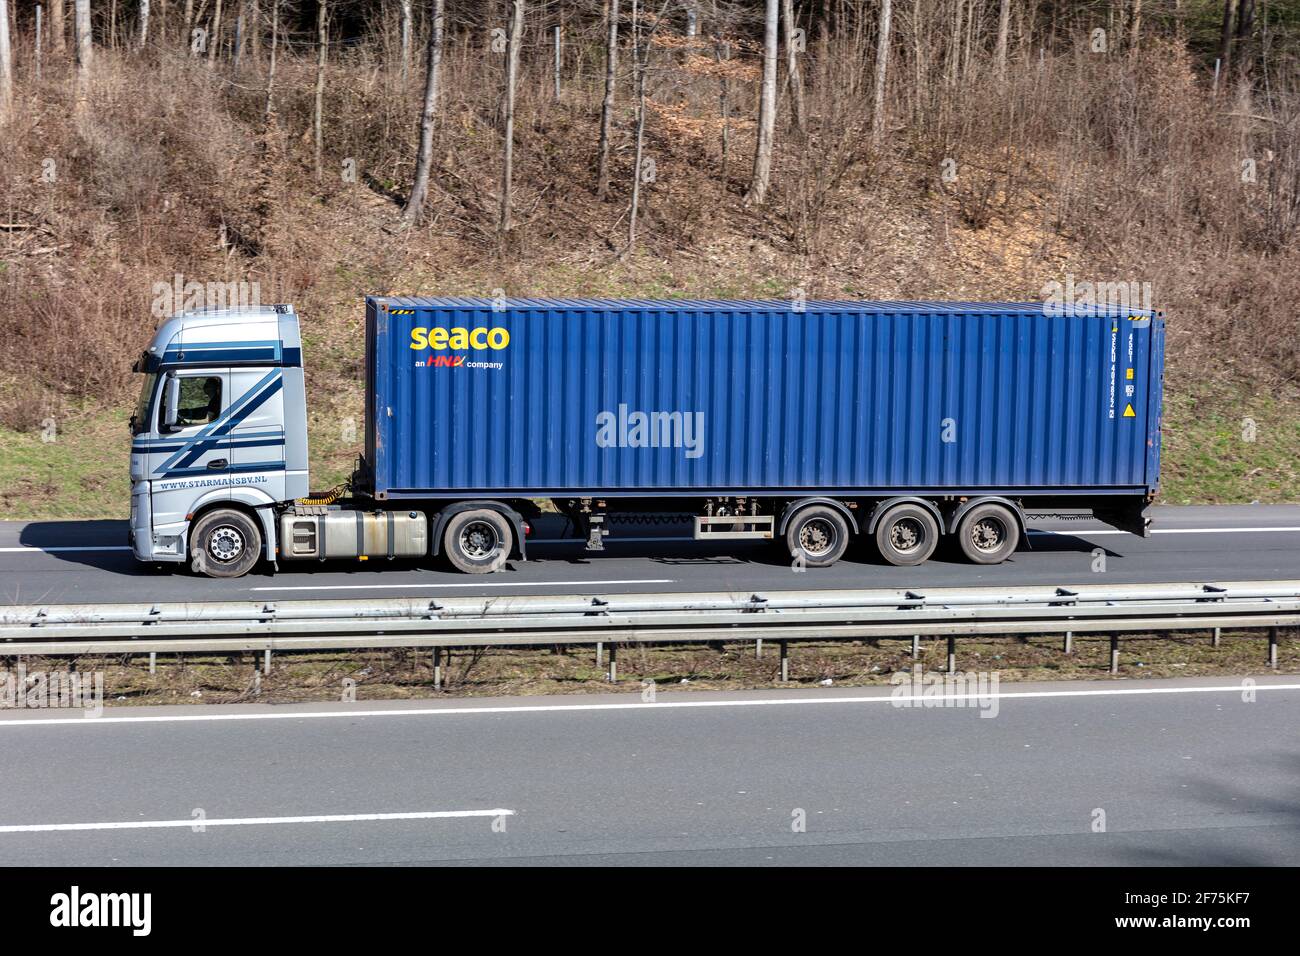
[207,525,245,563]
[799,518,837,556]
[460,521,500,559]
[889,517,926,554]
[970,516,1007,553]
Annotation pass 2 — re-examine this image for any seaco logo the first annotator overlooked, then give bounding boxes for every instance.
[410,326,510,351]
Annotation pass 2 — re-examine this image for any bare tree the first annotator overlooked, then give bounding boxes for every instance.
[744,0,778,205]
[499,0,524,232]
[0,0,12,124]
[402,0,445,225]
[782,0,806,134]
[400,0,412,85]
[596,0,619,199]
[870,0,892,144]
[314,0,328,181]
[626,0,674,253]
[138,0,150,48]
[264,0,279,120]
[50,0,66,55]
[994,0,1010,78]
[209,0,224,64]
[1218,0,1236,76]
[1129,0,1142,55]
[74,0,92,102]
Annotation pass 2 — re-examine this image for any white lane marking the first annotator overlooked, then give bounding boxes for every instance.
[249,578,674,592]
[1028,526,1300,537]
[1,683,1296,728]
[0,546,131,553]
[0,809,514,834]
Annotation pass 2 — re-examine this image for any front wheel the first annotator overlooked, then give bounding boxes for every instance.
[443,509,513,574]
[190,509,262,578]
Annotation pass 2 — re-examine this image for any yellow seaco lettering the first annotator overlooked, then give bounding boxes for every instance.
[410,326,511,351]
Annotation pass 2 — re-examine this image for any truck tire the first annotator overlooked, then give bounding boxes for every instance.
[443,509,513,574]
[875,503,939,567]
[955,502,1020,564]
[190,509,262,578]
[785,505,850,568]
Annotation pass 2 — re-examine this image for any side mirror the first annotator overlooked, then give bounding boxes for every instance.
[161,374,182,432]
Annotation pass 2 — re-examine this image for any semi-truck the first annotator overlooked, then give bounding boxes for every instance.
[128,296,1165,578]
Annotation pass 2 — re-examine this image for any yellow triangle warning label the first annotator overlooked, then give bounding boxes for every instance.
[1123,403,1137,418]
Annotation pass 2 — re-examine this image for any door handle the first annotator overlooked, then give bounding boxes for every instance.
[207,458,229,470]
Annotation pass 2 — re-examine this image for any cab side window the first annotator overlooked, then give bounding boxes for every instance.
[172,376,222,428]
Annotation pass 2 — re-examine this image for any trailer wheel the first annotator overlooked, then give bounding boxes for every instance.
[785,505,850,568]
[443,509,513,574]
[190,509,262,578]
[875,503,939,567]
[956,502,1020,564]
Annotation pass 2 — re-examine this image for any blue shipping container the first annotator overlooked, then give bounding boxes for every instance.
[365,297,1164,499]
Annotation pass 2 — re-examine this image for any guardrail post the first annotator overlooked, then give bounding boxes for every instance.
[1063,631,1072,655]
[755,638,763,659]
[596,642,603,667]
[779,641,789,682]
[433,647,442,690]
[1268,627,1278,669]
[911,635,920,660]
[148,651,156,675]
[607,644,617,682]
[1110,634,1120,674]
[1212,627,1221,648]
[947,635,956,674]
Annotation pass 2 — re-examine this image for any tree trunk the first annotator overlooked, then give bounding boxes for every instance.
[1129,0,1142,55]
[993,0,1009,79]
[870,0,892,144]
[139,0,151,48]
[1217,0,1235,76]
[0,0,12,124]
[781,0,805,135]
[596,0,619,199]
[263,0,278,120]
[51,0,66,55]
[209,0,223,63]
[499,0,523,232]
[74,0,92,102]
[1234,0,1255,81]
[314,0,327,181]
[402,0,445,224]
[744,0,778,205]
[400,0,412,85]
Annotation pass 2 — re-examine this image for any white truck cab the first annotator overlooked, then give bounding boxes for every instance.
[129,305,309,574]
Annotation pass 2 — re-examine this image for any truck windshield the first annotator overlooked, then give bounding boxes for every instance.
[131,373,158,435]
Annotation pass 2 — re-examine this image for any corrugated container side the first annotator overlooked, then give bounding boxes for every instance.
[366,299,1162,498]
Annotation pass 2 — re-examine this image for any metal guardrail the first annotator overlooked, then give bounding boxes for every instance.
[0,582,1296,675]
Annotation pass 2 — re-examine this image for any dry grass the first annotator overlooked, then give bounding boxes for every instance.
[9,629,1296,708]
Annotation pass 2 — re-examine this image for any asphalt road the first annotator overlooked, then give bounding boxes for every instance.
[0,678,1296,866]
[1,505,1298,606]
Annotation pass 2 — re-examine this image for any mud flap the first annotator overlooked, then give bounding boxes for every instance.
[1094,502,1152,537]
